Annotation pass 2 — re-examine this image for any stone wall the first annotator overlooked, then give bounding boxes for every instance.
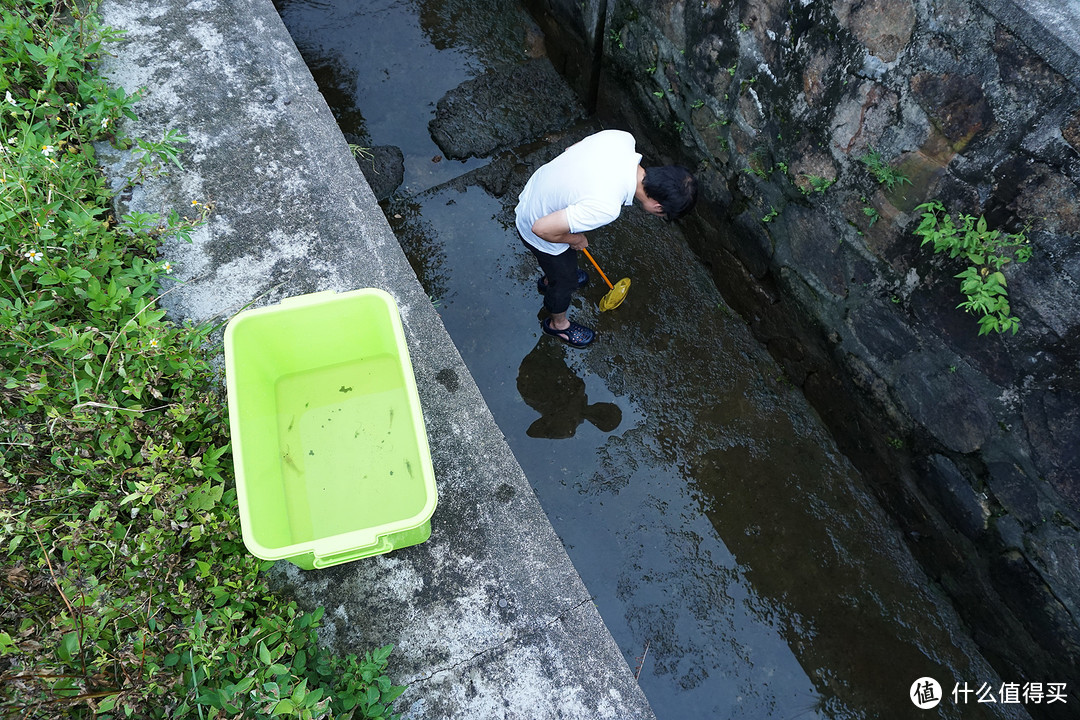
[528,0,1080,700]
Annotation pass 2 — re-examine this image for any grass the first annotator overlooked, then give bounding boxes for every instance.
[0,1,405,717]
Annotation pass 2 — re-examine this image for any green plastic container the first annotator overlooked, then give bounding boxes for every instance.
[224,288,437,569]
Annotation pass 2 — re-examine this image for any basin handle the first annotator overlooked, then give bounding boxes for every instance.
[311,536,392,568]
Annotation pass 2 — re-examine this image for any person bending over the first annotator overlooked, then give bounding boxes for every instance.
[514,129,697,348]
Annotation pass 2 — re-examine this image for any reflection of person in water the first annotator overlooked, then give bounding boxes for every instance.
[516,340,622,439]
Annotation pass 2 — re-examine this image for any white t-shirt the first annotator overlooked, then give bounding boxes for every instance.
[515,130,642,255]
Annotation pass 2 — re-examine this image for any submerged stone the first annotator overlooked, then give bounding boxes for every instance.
[345,138,404,202]
[429,57,586,160]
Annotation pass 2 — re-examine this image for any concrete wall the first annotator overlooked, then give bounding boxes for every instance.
[529,0,1080,700]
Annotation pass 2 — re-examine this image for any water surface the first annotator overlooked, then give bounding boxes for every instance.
[276,2,1027,717]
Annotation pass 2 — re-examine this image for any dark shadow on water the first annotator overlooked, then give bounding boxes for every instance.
[517,339,622,438]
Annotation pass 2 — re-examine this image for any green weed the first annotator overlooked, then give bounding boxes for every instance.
[858,146,911,191]
[0,1,406,717]
[912,200,1032,335]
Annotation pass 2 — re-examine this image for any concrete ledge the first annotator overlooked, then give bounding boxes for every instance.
[95,0,654,717]
[976,0,1080,87]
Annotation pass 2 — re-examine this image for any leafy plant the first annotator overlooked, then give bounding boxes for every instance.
[912,200,1032,335]
[800,174,834,194]
[863,206,880,226]
[761,206,778,223]
[858,146,910,191]
[0,1,407,717]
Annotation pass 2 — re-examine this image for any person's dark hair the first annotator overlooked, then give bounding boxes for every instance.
[643,165,698,220]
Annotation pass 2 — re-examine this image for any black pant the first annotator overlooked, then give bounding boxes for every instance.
[521,238,579,315]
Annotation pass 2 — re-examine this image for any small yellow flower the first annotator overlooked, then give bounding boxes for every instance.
[191,200,199,206]
[149,338,159,348]
[24,250,43,262]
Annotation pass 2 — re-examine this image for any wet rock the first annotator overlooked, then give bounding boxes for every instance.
[984,459,1042,525]
[831,0,914,63]
[910,73,993,151]
[780,203,848,297]
[1062,109,1080,152]
[989,550,1080,683]
[429,58,586,160]
[1022,389,1080,506]
[915,454,987,539]
[848,300,920,363]
[894,366,993,454]
[830,81,898,155]
[801,48,834,108]
[994,26,1066,104]
[350,143,404,202]
[1010,163,1080,237]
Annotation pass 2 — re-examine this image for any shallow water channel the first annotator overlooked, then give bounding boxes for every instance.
[273,2,1028,718]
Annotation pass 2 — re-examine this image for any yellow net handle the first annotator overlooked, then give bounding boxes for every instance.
[581,248,614,289]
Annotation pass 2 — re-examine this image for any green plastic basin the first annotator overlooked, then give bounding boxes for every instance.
[224,288,437,569]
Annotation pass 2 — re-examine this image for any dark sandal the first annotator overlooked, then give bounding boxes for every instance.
[541,317,595,348]
[537,269,589,295]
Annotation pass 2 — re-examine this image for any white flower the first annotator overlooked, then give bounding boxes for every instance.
[160,261,173,274]
[100,117,109,129]
[148,338,159,348]
[4,91,15,106]
[40,144,54,156]
[24,250,43,262]
[7,137,16,146]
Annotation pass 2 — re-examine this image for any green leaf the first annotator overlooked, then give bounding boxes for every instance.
[271,698,295,716]
[95,694,119,714]
[57,631,80,662]
[185,481,223,511]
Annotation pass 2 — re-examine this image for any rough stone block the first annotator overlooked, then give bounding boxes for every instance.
[429,58,586,160]
[354,145,404,202]
[895,364,994,453]
[831,0,915,63]
[915,454,988,540]
[847,300,921,364]
[985,460,1042,526]
[1021,389,1080,507]
[910,73,993,151]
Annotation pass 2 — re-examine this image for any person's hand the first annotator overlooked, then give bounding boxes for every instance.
[568,233,588,250]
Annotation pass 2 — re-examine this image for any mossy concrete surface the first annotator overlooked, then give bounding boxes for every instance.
[94,0,655,717]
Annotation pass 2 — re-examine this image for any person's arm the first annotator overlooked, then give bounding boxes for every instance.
[532,209,588,250]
